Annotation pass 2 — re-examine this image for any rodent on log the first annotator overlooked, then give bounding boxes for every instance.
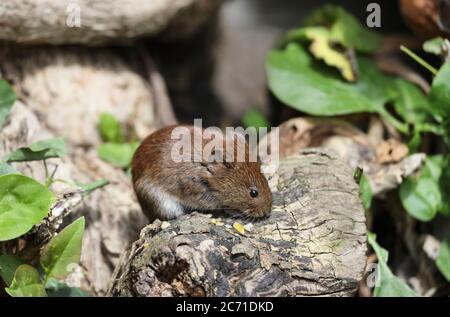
[131,125,272,222]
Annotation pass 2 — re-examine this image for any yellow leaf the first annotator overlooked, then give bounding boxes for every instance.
[233,222,246,235]
[304,27,356,82]
[211,219,224,226]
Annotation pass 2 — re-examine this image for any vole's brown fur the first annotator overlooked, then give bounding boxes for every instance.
[131,125,272,222]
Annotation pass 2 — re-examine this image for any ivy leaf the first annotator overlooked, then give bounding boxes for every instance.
[45,278,90,297]
[0,162,19,176]
[40,217,85,281]
[393,79,439,128]
[2,137,67,163]
[98,112,125,143]
[266,43,407,133]
[0,79,16,129]
[5,264,47,297]
[399,156,445,222]
[98,142,139,168]
[436,238,450,282]
[429,62,450,119]
[368,233,420,297]
[0,174,54,241]
[0,255,27,286]
[267,43,390,115]
[302,5,381,53]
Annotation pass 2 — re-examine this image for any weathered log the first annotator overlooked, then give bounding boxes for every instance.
[107,149,367,297]
[0,0,223,45]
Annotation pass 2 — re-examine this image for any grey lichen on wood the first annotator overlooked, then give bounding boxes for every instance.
[108,149,367,297]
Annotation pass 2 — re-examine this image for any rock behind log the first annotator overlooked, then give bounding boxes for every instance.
[0,0,224,45]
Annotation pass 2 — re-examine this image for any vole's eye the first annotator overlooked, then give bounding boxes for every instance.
[250,189,258,198]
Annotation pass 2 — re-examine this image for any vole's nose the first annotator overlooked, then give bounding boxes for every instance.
[258,205,272,218]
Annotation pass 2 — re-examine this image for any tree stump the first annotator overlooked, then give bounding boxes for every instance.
[108,149,368,297]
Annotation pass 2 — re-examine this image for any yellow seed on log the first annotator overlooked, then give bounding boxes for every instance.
[233,222,246,235]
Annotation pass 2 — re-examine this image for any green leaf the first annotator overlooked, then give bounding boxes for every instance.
[436,238,450,282]
[98,112,125,143]
[45,278,90,297]
[5,264,47,297]
[422,155,443,179]
[360,174,373,210]
[393,79,438,126]
[302,5,381,53]
[367,233,420,297]
[429,62,450,119]
[242,109,269,129]
[0,79,16,129]
[423,37,447,55]
[0,174,54,241]
[76,179,109,196]
[0,255,27,286]
[407,131,422,153]
[267,44,390,115]
[40,217,85,281]
[98,142,139,168]
[437,156,450,216]
[399,178,440,221]
[438,155,450,217]
[2,137,67,163]
[399,156,444,222]
[0,162,19,176]
[266,43,407,133]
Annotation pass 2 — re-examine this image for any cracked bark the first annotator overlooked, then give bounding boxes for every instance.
[107,149,367,297]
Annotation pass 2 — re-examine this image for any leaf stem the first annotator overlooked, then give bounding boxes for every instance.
[377,108,409,134]
[43,159,51,187]
[400,45,438,75]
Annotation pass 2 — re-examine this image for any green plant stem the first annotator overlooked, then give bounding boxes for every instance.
[400,45,438,75]
[43,160,51,187]
[43,160,59,188]
[378,108,409,134]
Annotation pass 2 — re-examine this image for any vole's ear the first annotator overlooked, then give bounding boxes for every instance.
[202,147,237,175]
[223,161,233,169]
